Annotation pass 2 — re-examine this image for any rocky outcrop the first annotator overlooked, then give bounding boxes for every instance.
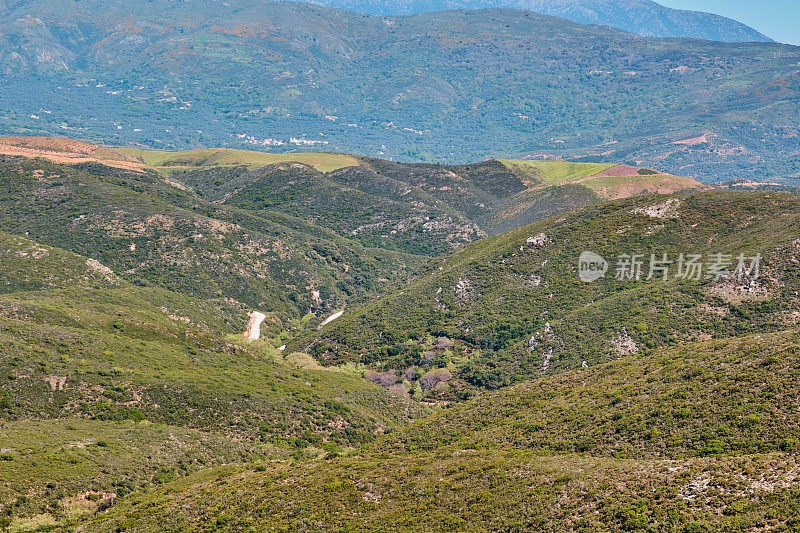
[609,328,638,356]
[435,337,454,350]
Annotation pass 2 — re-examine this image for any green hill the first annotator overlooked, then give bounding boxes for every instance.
[0,137,707,257]
[299,190,800,394]
[1,148,799,531]
[0,154,422,326]
[0,230,422,528]
[76,328,800,532]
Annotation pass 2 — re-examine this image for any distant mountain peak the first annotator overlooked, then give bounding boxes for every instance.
[301,0,772,42]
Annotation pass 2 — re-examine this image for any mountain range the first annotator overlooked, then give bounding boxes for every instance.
[0,1,798,182]
[301,0,773,42]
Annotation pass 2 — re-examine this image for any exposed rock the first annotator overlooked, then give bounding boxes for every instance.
[631,198,681,219]
[526,233,548,246]
[454,277,474,300]
[435,337,454,350]
[529,322,555,348]
[705,277,769,304]
[540,348,553,373]
[15,245,48,259]
[434,286,447,311]
[610,328,638,355]
[85,258,118,283]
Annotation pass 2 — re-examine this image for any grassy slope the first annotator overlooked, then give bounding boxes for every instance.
[0,156,422,327]
[119,147,361,174]
[0,419,278,526]
[299,191,800,393]
[0,232,422,527]
[498,159,615,184]
[80,329,800,532]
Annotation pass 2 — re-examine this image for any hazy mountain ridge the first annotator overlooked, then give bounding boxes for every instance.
[303,0,772,42]
[0,2,798,182]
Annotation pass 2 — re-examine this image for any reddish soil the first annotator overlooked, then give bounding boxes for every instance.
[0,136,147,172]
[592,164,648,178]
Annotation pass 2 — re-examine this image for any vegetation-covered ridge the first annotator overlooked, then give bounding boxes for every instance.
[291,0,773,42]
[79,328,800,532]
[299,190,800,397]
[0,136,707,256]
[0,153,423,326]
[0,229,423,528]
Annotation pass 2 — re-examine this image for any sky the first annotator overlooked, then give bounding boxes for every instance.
[657,0,799,45]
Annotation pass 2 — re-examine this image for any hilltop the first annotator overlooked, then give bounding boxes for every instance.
[0,136,706,256]
[0,2,798,180]
[0,146,425,328]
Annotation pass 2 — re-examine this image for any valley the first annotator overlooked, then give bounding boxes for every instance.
[0,136,799,530]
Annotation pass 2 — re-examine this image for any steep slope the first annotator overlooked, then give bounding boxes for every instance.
[0,3,797,180]
[299,190,800,394]
[0,137,707,256]
[79,329,800,531]
[301,0,772,42]
[0,154,422,325]
[0,232,422,527]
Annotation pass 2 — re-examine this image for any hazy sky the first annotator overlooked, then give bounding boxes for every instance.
[657,0,799,45]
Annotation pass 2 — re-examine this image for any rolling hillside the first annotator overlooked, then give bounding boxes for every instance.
[0,149,424,329]
[299,190,800,395]
[0,230,423,528]
[0,136,706,256]
[0,147,798,529]
[0,2,798,181]
[78,327,800,531]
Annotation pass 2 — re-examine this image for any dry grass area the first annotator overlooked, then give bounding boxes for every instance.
[0,136,147,171]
